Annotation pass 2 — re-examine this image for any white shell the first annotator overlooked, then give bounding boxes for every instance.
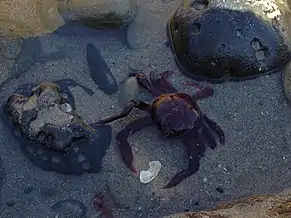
[139,161,162,184]
[61,103,72,113]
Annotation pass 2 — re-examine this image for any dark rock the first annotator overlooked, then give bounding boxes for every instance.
[86,44,118,95]
[51,199,86,218]
[6,200,16,207]
[167,0,291,83]
[2,79,112,175]
[216,187,224,194]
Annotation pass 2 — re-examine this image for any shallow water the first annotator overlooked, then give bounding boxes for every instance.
[0,0,291,217]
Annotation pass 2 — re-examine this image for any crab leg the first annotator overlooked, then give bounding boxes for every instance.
[163,136,206,189]
[92,192,113,218]
[126,72,163,97]
[96,100,151,124]
[182,81,214,99]
[202,125,218,149]
[203,115,225,144]
[116,116,154,173]
[56,79,95,96]
[55,79,95,110]
[149,71,177,94]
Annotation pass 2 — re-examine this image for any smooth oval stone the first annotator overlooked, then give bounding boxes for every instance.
[118,76,140,106]
[58,0,137,29]
[167,0,291,83]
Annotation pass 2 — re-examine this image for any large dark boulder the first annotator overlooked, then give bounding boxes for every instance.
[167,0,291,83]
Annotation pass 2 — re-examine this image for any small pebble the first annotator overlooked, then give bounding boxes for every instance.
[216,187,224,194]
[203,178,207,183]
[61,103,72,113]
[51,199,86,218]
[6,200,16,207]
[77,155,86,163]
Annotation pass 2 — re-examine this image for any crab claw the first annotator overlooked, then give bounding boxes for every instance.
[116,130,138,174]
[162,170,193,189]
[129,165,138,174]
[163,138,205,189]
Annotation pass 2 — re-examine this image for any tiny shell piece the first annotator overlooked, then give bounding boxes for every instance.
[139,161,162,184]
[61,103,72,113]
